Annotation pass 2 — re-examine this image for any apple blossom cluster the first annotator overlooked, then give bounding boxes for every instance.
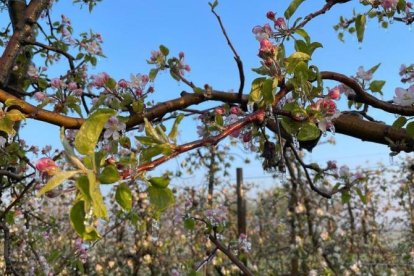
[238,233,252,252]
[204,206,228,226]
[394,64,414,106]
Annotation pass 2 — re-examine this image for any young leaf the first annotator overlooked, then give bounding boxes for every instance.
[115,183,132,211]
[284,0,305,19]
[37,170,80,196]
[262,78,275,105]
[148,176,170,188]
[87,171,108,220]
[392,116,407,128]
[159,44,169,56]
[74,109,116,155]
[99,165,120,184]
[369,80,385,93]
[406,121,414,138]
[168,114,184,141]
[297,123,320,141]
[355,14,366,42]
[70,201,100,241]
[147,186,175,212]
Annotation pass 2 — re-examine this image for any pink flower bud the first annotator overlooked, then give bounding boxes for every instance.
[50,78,64,89]
[34,92,46,102]
[179,51,185,59]
[230,106,240,115]
[68,81,78,91]
[215,107,225,115]
[266,11,276,20]
[328,86,341,100]
[242,132,252,143]
[275,17,286,29]
[118,79,128,88]
[35,157,58,175]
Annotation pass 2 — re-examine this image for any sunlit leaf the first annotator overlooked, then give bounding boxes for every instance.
[99,165,120,184]
[148,176,170,188]
[284,0,305,19]
[70,200,100,241]
[147,186,175,212]
[74,109,116,155]
[37,170,80,196]
[115,183,132,211]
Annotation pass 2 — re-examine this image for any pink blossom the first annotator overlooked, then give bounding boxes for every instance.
[328,86,341,100]
[179,51,185,59]
[67,82,78,91]
[214,107,225,115]
[230,106,240,115]
[34,92,46,102]
[317,98,337,115]
[150,50,162,62]
[394,85,414,106]
[50,78,64,89]
[91,72,110,87]
[274,17,286,29]
[382,0,398,9]
[118,79,129,88]
[35,157,58,175]
[242,132,252,143]
[327,160,337,170]
[356,66,373,81]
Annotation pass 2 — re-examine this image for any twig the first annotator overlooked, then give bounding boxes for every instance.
[209,234,253,276]
[25,40,75,71]
[2,179,36,218]
[210,6,245,107]
[295,0,351,30]
[195,247,218,272]
[135,110,265,174]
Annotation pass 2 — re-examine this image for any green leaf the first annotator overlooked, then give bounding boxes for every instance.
[367,63,381,75]
[295,29,310,44]
[70,201,100,241]
[148,176,170,188]
[87,170,108,219]
[7,107,26,123]
[262,78,275,105]
[60,128,87,172]
[168,114,184,141]
[135,136,160,146]
[74,109,116,155]
[355,187,367,204]
[406,121,414,139]
[144,118,163,143]
[0,117,15,135]
[99,165,120,184]
[37,170,80,196]
[105,78,117,90]
[209,0,218,9]
[184,218,195,230]
[249,77,265,103]
[159,45,169,56]
[115,183,132,211]
[288,51,310,61]
[369,80,385,93]
[76,175,92,202]
[297,123,320,141]
[215,114,224,127]
[140,144,173,163]
[355,14,366,42]
[341,190,351,204]
[284,0,305,19]
[149,68,158,81]
[392,117,407,128]
[147,186,175,212]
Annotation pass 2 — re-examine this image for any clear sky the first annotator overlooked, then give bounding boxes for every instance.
[3,1,414,187]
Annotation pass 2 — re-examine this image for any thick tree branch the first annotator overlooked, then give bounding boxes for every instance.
[0,0,49,86]
[321,71,414,116]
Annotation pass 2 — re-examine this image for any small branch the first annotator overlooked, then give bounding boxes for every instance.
[135,110,265,174]
[209,234,253,276]
[295,0,350,30]
[321,71,414,116]
[2,179,36,219]
[211,6,245,106]
[0,220,21,276]
[195,247,218,272]
[25,40,75,71]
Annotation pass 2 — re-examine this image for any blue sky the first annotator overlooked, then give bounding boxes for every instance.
[3,1,413,186]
